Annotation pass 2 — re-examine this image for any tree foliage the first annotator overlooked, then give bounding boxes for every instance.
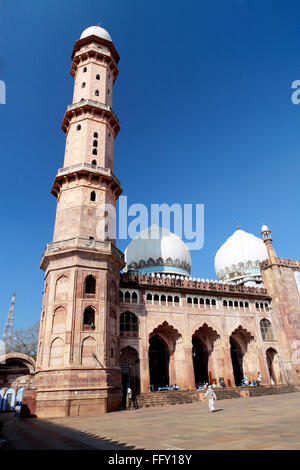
[10,321,40,359]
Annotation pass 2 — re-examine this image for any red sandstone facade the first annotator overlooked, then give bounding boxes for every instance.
[28,27,300,418]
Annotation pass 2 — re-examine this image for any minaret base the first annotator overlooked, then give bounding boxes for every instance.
[34,368,122,418]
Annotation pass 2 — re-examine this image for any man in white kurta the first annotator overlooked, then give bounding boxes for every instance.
[204,385,217,412]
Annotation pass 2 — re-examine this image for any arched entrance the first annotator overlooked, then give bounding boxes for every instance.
[149,335,169,390]
[230,337,244,386]
[266,347,280,384]
[120,346,140,405]
[230,326,255,386]
[192,323,220,387]
[192,337,208,385]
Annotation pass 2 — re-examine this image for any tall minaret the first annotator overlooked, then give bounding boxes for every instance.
[35,26,125,418]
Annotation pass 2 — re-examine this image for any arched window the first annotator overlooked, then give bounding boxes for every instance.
[161,295,166,304]
[92,148,97,155]
[234,301,238,308]
[187,297,192,304]
[93,132,98,138]
[124,291,130,303]
[82,82,86,88]
[93,140,98,147]
[174,296,179,304]
[223,300,227,307]
[120,311,138,334]
[260,318,274,341]
[76,124,81,130]
[255,302,259,309]
[200,298,204,306]
[206,298,210,306]
[90,191,96,202]
[120,291,124,302]
[83,307,95,329]
[85,275,96,294]
[95,90,99,96]
[132,292,138,303]
[239,301,243,308]
[211,299,216,306]
[146,293,152,303]
[96,74,100,80]
[92,159,97,165]
[167,295,173,304]
[245,302,249,309]
[154,294,159,303]
[229,300,233,307]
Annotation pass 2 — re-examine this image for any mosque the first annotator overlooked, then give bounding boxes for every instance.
[2,25,300,418]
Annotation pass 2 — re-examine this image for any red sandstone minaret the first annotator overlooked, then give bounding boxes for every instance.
[261,224,277,265]
[35,26,125,418]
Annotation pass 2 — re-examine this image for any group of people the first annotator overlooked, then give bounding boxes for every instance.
[150,384,181,392]
[240,372,263,387]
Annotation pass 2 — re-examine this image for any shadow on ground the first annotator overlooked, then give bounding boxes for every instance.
[0,413,142,450]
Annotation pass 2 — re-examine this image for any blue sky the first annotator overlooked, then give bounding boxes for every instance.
[1,0,300,330]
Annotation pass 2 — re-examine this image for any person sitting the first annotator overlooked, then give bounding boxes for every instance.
[252,380,257,386]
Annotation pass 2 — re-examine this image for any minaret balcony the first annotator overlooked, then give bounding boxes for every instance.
[41,237,125,270]
[61,99,120,136]
[51,162,122,198]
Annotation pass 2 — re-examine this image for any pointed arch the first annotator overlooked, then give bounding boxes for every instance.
[81,336,97,366]
[49,337,64,367]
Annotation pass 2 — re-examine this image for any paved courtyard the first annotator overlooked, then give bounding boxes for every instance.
[2,392,300,450]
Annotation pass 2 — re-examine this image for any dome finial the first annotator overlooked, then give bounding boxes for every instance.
[236,221,240,230]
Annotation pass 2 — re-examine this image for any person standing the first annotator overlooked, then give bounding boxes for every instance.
[126,386,132,410]
[257,372,262,386]
[204,385,217,412]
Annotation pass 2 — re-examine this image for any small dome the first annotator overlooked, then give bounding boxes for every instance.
[80,26,112,42]
[214,229,268,281]
[261,224,269,232]
[125,224,192,276]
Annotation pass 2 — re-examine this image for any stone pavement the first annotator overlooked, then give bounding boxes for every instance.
[2,392,300,450]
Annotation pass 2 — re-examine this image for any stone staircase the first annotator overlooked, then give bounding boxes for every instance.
[136,385,299,409]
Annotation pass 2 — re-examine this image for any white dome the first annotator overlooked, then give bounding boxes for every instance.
[125,224,192,276]
[80,26,112,42]
[261,224,269,232]
[214,229,268,280]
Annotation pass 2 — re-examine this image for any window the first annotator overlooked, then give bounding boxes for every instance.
[83,67,87,72]
[92,159,97,165]
[83,307,95,328]
[82,82,86,88]
[90,191,96,202]
[174,296,180,304]
[85,275,96,294]
[107,89,110,95]
[223,300,227,307]
[146,293,152,303]
[260,318,274,341]
[95,90,99,96]
[132,292,138,303]
[124,291,130,303]
[120,311,138,333]
[92,148,97,155]
[76,124,81,130]
[96,74,100,80]
[93,140,98,147]
[93,132,98,138]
